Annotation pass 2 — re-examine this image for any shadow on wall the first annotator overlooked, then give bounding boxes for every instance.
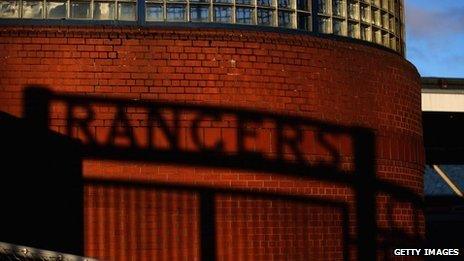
[0,112,83,254]
[0,86,424,260]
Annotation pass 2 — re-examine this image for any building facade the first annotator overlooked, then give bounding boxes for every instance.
[422,77,464,251]
[0,0,423,260]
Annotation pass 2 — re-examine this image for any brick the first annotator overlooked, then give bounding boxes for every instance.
[0,26,424,261]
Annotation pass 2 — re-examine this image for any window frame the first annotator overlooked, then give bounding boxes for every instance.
[0,0,405,54]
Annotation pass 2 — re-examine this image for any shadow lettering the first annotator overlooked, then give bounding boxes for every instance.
[0,86,425,260]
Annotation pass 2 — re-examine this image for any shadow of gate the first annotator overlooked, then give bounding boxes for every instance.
[0,86,424,260]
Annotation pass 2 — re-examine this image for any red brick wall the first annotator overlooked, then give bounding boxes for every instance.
[0,26,424,260]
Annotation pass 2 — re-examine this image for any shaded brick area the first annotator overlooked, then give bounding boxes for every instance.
[0,26,424,260]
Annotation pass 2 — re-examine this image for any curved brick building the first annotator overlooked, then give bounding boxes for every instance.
[0,1,423,260]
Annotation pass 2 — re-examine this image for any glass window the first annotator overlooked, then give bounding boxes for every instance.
[318,0,329,14]
[278,11,292,28]
[297,12,311,30]
[71,1,91,19]
[236,0,252,5]
[333,18,345,36]
[0,0,405,54]
[146,4,163,21]
[372,8,380,26]
[236,7,253,24]
[118,2,136,21]
[388,0,394,11]
[360,4,369,22]
[382,12,388,29]
[257,0,271,6]
[0,1,19,18]
[382,31,389,47]
[278,0,290,9]
[94,2,115,20]
[360,24,370,40]
[190,5,209,22]
[389,16,394,32]
[348,0,358,19]
[318,16,331,33]
[257,8,272,26]
[332,0,344,17]
[348,22,358,38]
[390,36,396,50]
[166,4,185,21]
[47,1,67,19]
[395,18,400,33]
[297,0,309,11]
[382,0,388,10]
[22,1,43,19]
[214,6,231,23]
[374,28,381,43]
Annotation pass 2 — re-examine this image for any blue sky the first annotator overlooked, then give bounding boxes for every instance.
[406,0,464,78]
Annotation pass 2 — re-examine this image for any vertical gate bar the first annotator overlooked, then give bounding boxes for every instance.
[353,128,377,260]
[200,191,217,261]
[24,86,52,131]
